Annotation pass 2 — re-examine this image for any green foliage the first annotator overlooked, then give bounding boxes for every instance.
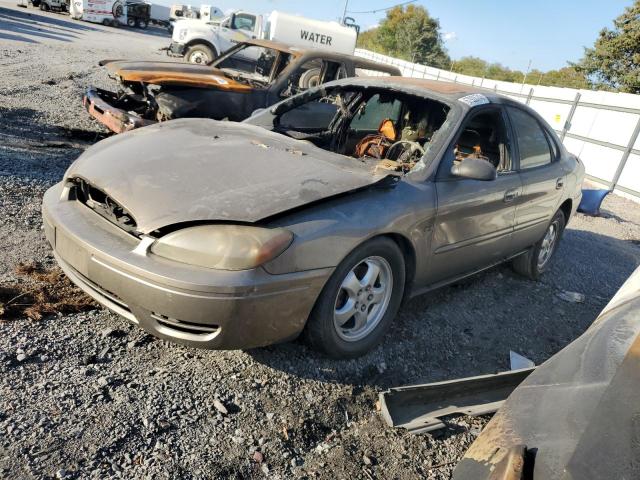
[573,1,640,93]
[356,5,450,69]
[451,58,588,89]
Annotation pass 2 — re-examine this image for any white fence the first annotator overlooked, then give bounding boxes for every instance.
[356,49,640,202]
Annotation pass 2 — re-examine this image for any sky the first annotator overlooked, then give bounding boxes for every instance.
[168,0,633,72]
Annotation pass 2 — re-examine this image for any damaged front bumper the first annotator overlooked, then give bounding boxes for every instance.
[42,182,333,350]
[83,87,156,134]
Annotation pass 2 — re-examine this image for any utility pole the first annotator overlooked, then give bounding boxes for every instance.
[342,0,349,23]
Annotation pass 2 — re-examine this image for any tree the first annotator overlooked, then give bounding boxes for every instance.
[574,1,640,93]
[538,67,589,89]
[356,5,450,68]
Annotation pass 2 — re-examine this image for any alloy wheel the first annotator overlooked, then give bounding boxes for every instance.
[333,256,393,342]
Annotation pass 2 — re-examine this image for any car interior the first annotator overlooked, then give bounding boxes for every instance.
[452,108,511,172]
[274,88,450,173]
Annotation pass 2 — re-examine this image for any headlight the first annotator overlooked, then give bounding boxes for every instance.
[150,225,293,271]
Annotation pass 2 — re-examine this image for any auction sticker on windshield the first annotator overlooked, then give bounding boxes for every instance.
[458,94,490,107]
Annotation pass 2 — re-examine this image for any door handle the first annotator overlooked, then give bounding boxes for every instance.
[556,178,564,190]
[504,189,519,203]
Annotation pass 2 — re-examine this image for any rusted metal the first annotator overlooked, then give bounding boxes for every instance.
[83,88,154,134]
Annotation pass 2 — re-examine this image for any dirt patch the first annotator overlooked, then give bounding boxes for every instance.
[0,261,95,321]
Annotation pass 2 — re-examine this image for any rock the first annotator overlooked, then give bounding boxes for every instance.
[266,412,275,421]
[16,353,27,362]
[261,464,269,475]
[252,451,264,463]
[97,377,110,387]
[557,291,586,303]
[213,399,228,415]
[363,454,374,465]
[55,469,69,479]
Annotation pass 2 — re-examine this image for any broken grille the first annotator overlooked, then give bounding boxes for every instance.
[72,178,138,234]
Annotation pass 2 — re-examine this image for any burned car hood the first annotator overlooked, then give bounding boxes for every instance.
[66,119,391,234]
[101,60,250,91]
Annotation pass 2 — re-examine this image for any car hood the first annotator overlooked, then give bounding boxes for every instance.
[100,60,251,91]
[66,119,391,234]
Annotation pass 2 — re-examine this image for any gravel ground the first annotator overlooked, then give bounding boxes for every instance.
[1,4,640,479]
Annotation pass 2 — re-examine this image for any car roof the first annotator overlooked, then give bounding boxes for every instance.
[239,39,401,76]
[320,75,519,106]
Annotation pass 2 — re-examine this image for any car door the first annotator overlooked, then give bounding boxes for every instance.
[427,105,522,284]
[505,106,567,252]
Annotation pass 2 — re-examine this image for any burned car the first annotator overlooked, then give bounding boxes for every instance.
[83,38,400,133]
[44,78,584,358]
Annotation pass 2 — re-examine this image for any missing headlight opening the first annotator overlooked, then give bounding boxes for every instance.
[72,178,138,234]
[273,87,450,174]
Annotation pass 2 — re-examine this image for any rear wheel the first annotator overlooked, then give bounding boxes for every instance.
[138,18,148,29]
[298,68,321,89]
[185,44,216,65]
[305,237,405,358]
[512,209,566,280]
[127,17,136,27]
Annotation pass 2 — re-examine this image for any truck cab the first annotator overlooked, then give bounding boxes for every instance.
[169,11,263,65]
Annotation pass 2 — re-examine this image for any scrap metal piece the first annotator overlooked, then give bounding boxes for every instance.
[379,368,534,434]
[453,265,640,480]
[578,188,610,215]
[509,351,535,370]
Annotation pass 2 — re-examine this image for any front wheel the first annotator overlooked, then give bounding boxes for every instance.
[305,237,406,358]
[185,44,216,65]
[512,209,566,280]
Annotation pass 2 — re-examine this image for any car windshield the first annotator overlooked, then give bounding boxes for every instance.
[213,45,288,87]
[269,86,450,174]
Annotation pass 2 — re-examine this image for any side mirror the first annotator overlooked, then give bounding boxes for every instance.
[451,157,497,181]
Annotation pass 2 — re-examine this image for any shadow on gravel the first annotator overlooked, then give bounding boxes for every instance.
[0,106,108,180]
[0,6,100,32]
[248,227,640,389]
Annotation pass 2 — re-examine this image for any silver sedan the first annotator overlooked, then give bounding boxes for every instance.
[42,77,584,358]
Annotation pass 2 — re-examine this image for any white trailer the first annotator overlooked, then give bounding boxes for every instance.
[72,0,126,25]
[169,10,358,65]
[199,4,222,22]
[149,3,170,25]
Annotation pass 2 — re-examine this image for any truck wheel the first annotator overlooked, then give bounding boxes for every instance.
[185,44,216,65]
[31,0,41,6]
[127,17,136,27]
[298,68,321,89]
[102,18,110,26]
[304,237,406,358]
[138,19,148,29]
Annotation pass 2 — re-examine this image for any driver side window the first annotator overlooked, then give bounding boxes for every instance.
[450,107,512,174]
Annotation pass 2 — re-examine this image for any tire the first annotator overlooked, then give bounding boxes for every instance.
[512,209,566,280]
[185,44,216,65]
[127,17,136,27]
[102,18,110,26]
[138,19,148,29]
[305,237,406,358]
[298,67,321,89]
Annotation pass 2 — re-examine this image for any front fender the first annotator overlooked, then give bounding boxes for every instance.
[263,180,437,282]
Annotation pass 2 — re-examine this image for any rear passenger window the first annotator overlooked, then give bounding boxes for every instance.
[508,107,553,169]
